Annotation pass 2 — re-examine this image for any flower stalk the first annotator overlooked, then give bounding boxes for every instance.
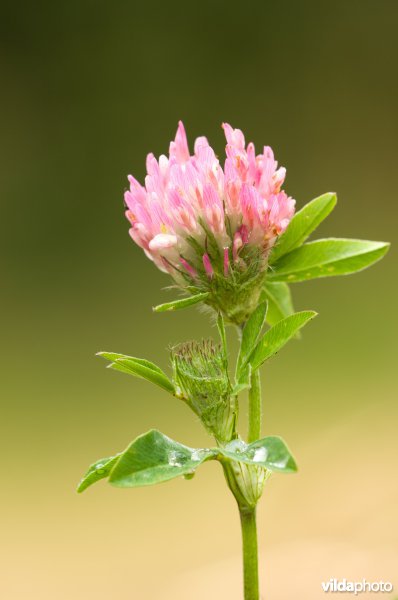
[248,369,262,444]
[240,508,260,600]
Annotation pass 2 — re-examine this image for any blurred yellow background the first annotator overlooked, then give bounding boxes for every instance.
[1,1,397,598]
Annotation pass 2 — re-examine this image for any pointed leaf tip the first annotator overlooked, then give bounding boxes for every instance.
[153,292,210,313]
[77,454,120,493]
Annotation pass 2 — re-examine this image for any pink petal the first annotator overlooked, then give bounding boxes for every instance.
[222,123,246,150]
[194,136,209,154]
[149,233,178,251]
[223,247,229,277]
[125,120,296,277]
[180,257,197,278]
[202,253,214,279]
[169,121,190,163]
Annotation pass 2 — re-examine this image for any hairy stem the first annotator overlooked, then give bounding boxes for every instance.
[248,369,262,443]
[240,507,260,600]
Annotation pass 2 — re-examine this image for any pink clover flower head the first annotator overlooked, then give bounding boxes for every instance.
[125,121,295,323]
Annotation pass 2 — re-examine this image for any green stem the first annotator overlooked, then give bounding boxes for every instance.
[240,507,260,600]
[248,369,261,443]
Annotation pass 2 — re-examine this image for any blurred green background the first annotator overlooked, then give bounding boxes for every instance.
[1,1,397,598]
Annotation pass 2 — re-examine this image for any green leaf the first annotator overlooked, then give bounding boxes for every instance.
[111,360,175,394]
[109,430,216,487]
[77,455,120,493]
[249,311,317,371]
[153,292,210,312]
[270,192,337,263]
[232,363,252,395]
[263,281,295,326]
[220,436,297,473]
[77,431,297,494]
[97,352,165,375]
[269,238,390,282]
[98,352,175,394]
[236,302,267,381]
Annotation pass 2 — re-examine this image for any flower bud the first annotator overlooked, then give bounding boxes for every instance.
[171,340,237,444]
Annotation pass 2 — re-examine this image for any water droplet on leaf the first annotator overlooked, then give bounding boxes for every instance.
[168,450,183,467]
[251,447,267,463]
[271,456,289,469]
[191,450,203,462]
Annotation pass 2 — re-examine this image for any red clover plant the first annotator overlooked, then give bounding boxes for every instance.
[78,122,389,600]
